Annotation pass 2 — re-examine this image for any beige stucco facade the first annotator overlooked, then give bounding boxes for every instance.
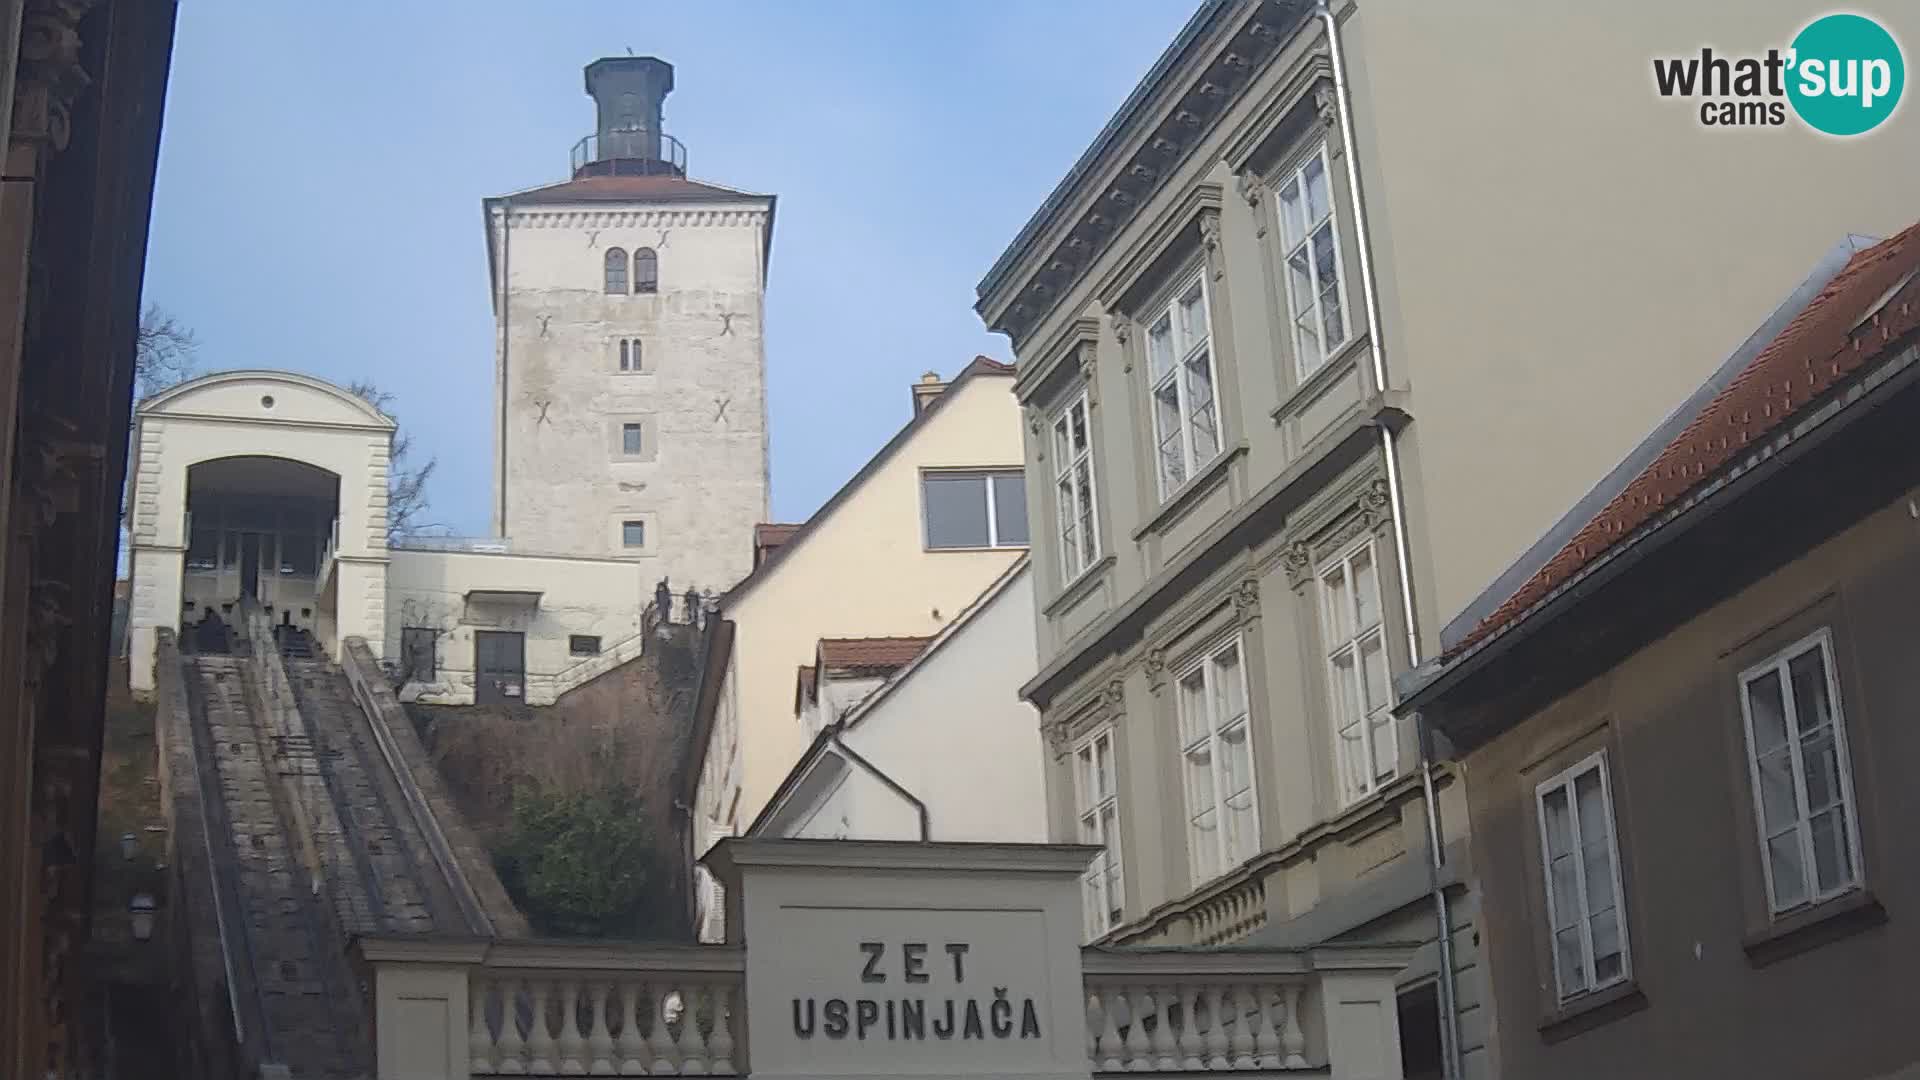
[971,2,1918,1076]
[126,370,396,693]
[1340,1,1920,638]
[752,561,1049,848]
[384,545,647,707]
[692,367,1026,881]
[124,370,656,709]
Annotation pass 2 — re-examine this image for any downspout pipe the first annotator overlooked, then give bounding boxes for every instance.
[829,728,931,842]
[1317,3,1464,1077]
[495,199,513,536]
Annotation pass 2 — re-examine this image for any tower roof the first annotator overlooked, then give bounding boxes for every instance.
[496,173,769,206]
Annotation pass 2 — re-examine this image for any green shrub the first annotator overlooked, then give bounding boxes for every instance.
[496,783,662,938]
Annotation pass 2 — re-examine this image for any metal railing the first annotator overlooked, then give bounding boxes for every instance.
[570,128,688,177]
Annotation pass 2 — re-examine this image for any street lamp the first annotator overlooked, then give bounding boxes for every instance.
[129,893,156,942]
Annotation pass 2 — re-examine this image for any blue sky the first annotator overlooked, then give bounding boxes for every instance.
[142,1,1198,534]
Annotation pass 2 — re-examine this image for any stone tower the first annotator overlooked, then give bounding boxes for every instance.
[484,56,773,596]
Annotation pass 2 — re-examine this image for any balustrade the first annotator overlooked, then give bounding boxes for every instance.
[1082,951,1311,1073]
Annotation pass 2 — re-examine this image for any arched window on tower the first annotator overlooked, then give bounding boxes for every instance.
[604,248,628,294]
[633,247,659,294]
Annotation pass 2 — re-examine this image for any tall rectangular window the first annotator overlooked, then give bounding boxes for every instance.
[1536,752,1631,1003]
[1147,275,1221,498]
[1176,638,1257,883]
[622,422,644,456]
[922,470,1028,549]
[1051,392,1100,581]
[618,338,643,372]
[400,626,437,682]
[1738,629,1863,915]
[1322,539,1395,805]
[1276,145,1351,378]
[1073,726,1124,939]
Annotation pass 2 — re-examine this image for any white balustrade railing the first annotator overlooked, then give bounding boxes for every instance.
[1081,950,1313,1073]
[467,944,743,1076]
[357,939,1411,1080]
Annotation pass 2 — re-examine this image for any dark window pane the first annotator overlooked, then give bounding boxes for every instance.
[992,472,1028,546]
[623,423,643,455]
[622,520,646,548]
[634,248,659,294]
[569,635,602,656]
[924,474,989,549]
[401,627,436,681]
[604,248,628,294]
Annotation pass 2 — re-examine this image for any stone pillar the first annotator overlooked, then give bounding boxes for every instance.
[1319,966,1407,1080]
[355,938,486,1080]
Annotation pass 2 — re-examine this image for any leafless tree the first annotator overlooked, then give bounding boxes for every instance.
[134,304,196,400]
[345,380,440,540]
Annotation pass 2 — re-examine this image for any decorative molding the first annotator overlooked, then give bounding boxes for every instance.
[983,0,1306,347]
[505,208,768,231]
[1282,541,1314,587]
[1199,208,1224,281]
[1232,577,1261,626]
[10,0,96,153]
[1237,173,1271,240]
[1077,342,1100,410]
[1359,477,1392,527]
[1110,312,1132,346]
[1143,646,1169,692]
[1100,678,1127,718]
[1313,85,1339,130]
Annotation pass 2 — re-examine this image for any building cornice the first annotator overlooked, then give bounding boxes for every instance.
[497,206,770,230]
[703,838,1100,882]
[976,0,1313,349]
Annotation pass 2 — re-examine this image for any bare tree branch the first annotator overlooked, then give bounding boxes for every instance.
[346,379,438,541]
[134,304,196,399]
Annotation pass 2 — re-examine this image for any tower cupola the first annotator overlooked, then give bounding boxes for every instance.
[572,56,686,178]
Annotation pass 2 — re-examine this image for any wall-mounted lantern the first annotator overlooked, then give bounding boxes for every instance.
[129,893,156,942]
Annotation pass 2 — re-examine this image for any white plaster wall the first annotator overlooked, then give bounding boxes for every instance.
[787,767,923,842]
[125,372,393,692]
[491,199,771,597]
[708,372,1026,833]
[385,547,645,706]
[833,566,1047,844]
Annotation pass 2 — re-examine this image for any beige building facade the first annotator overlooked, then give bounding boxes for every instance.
[687,360,1029,939]
[975,2,1918,1077]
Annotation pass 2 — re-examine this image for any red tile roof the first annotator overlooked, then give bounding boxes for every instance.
[506,174,763,206]
[817,636,933,673]
[755,523,801,549]
[1451,223,1920,659]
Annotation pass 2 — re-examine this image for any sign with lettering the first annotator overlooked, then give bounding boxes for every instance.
[713,840,1095,1080]
[791,937,1044,1045]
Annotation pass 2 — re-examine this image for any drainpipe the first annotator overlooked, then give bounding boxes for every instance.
[495,199,513,536]
[829,728,931,842]
[1317,2,1464,1077]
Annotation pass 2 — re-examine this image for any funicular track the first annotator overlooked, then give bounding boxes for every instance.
[184,653,368,1079]
[175,619,474,1079]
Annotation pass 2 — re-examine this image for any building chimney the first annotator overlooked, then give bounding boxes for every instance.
[577,57,683,177]
[911,371,948,416]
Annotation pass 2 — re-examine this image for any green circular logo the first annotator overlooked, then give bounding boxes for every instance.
[1787,13,1905,136]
